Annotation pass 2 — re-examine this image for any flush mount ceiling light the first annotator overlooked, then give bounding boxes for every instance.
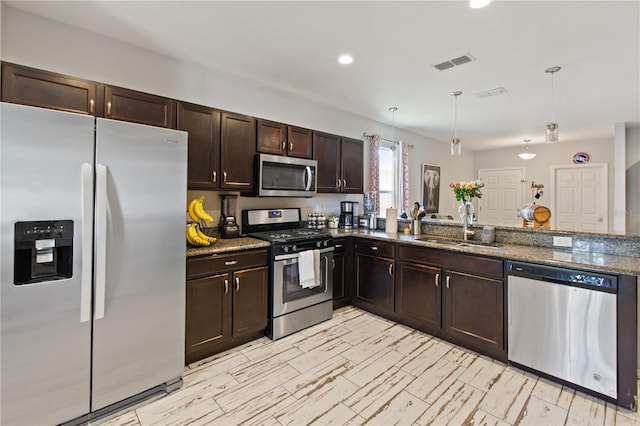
[451,91,462,156]
[545,66,561,143]
[469,0,492,8]
[518,139,537,160]
[338,54,353,65]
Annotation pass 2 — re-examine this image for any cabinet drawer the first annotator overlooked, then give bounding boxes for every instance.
[398,244,503,279]
[333,237,348,254]
[355,239,394,258]
[187,249,268,279]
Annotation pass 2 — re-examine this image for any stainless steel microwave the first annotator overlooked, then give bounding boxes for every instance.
[257,153,317,197]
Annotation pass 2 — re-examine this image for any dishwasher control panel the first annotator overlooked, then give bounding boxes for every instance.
[507,261,617,291]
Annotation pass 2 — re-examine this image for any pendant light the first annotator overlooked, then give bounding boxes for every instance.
[451,91,462,156]
[389,106,398,142]
[545,66,561,143]
[518,139,536,160]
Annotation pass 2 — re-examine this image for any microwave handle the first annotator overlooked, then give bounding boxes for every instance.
[304,166,312,191]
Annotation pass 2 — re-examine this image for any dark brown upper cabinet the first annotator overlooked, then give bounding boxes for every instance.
[177,102,221,190]
[313,132,363,193]
[256,119,312,159]
[103,86,176,128]
[220,112,256,191]
[1,62,97,115]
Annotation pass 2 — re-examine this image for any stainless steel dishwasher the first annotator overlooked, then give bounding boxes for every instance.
[507,261,617,399]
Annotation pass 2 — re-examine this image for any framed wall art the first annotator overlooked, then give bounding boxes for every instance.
[421,163,441,214]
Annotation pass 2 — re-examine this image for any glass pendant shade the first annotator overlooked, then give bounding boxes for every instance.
[518,139,536,160]
[451,138,461,156]
[546,122,559,143]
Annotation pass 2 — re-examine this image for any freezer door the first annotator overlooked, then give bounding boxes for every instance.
[92,119,187,410]
[0,103,94,425]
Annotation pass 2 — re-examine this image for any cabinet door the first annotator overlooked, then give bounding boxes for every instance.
[257,119,287,156]
[104,86,176,128]
[1,63,97,115]
[340,137,364,193]
[356,255,394,313]
[178,102,220,190]
[233,266,268,337]
[185,274,231,363]
[287,126,313,159]
[313,132,341,193]
[220,112,256,190]
[396,262,441,330]
[444,270,504,352]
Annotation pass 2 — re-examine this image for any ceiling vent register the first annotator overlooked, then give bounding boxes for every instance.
[434,54,474,71]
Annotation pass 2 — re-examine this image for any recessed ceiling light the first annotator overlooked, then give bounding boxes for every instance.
[469,0,492,8]
[338,54,353,65]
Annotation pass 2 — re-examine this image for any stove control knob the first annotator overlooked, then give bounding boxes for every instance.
[323,240,329,247]
[283,246,289,253]
[292,245,297,252]
[316,241,321,248]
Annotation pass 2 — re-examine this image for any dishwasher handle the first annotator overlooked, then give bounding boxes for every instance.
[506,261,617,292]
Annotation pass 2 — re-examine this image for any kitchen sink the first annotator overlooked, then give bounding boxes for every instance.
[415,237,502,248]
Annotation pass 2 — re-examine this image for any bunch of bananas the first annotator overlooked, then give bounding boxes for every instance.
[186,222,217,247]
[188,196,214,222]
[186,196,217,247]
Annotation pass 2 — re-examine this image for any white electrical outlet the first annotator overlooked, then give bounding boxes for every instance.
[553,236,573,248]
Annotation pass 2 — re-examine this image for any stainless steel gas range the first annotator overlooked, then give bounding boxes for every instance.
[242,208,334,340]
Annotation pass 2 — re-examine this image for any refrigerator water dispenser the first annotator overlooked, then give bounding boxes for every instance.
[14,220,73,285]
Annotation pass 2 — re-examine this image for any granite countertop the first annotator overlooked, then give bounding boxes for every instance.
[186,229,639,276]
[186,236,270,257]
[330,229,640,276]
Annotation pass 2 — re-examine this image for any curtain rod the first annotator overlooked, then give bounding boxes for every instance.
[362,133,414,148]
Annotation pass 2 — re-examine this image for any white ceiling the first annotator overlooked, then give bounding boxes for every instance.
[5,1,640,151]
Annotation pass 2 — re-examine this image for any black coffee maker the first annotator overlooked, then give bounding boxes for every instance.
[339,201,354,230]
[219,194,240,238]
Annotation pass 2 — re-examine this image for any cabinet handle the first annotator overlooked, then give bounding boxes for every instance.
[335,244,343,248]
[343,179,347,188]
[282,140,286,151]
[235,277,240,291]
[224,279,229,294]
[289,141,293,151]
[332,259,335,269]
[89,99,94,113]
[106,101,112,116]
[212,171,217,183]
[435,273,440,287]
[223,171,227,183]
[388,263,393,276]
[336,179,341,189]
[371,246,378,251]
[224,260,238,266]
[446,275,450,289]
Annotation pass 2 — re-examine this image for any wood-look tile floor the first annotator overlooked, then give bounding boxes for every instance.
[98,307,640,426]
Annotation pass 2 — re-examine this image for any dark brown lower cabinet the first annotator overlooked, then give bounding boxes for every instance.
[186,250,268,364]
[332,238,353,309]
[396,262,441,331]
[443,270,504,355]
[355,254,394,314]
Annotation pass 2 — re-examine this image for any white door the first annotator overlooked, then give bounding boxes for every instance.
[478,168,525,227]
[551,164,608,232]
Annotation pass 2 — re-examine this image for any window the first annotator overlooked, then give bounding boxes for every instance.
[378,141,397,217]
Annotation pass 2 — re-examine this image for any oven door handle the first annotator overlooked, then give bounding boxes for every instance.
[274,246,334,261]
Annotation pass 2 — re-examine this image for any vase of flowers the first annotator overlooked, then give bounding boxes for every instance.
[449,180,485,226]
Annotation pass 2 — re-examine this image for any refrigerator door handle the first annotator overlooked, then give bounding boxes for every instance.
[80,163,94,323]
[95,163,108,320]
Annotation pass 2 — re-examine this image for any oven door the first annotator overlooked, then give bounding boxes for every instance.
[272,247,333,317]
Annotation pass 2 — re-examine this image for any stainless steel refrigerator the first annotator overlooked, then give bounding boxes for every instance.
[1,102,187,425]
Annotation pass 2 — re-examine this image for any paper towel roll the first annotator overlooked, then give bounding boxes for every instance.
[385,208,398,233]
